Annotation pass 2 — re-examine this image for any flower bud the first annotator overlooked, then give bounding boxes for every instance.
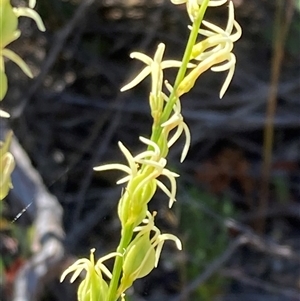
[77,272,108,301]
[0,70,8,101]
[118,174,157,227]
[0,0,19,48]
[0,131,15,200]
[118,233,155,294]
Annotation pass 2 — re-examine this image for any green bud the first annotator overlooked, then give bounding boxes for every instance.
[118,174,157,227]
[118,233,155,294]
[0,131,15,200]
[77,272,108,301]
[0,70,8,101]
[0,0,20,48]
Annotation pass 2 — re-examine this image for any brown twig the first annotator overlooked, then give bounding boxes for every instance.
[2,132,66,301]
[258,0,295,233]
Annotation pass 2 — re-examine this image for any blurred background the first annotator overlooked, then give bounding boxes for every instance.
[1,0,300,300]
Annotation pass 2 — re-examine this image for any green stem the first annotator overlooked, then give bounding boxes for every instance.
[107,224,134,301]
[107,2,210,300]
[150,0,210,144]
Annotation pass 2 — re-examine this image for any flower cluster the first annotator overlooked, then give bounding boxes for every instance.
[61,41,187,300]
[60,249,121,301]
[0,0,45,101]
[94,41,194,231]
[171,0,228,21]
[95,137,179,228]
[118,211,182,294]
[62,41,188,301]
[61,1,241,300]
[177,1,242,98]
[0,0,45,199]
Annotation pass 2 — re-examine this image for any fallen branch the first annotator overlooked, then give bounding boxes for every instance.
[1,127,66,301]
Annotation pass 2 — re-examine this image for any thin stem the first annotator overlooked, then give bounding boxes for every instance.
[107,224,134,301]
[107,2,211,299]
[258,0,294,233]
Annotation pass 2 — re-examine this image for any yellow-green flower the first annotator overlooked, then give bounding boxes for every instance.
[94,137,179,227]
[120,43,195,129]
[177,1,242,98]
[60,249,120,301]
[161,82,191,162]
[120,43,184,96]
[94,137,179,209]
[0,0,45,100]
[118,211,182,295]
[120,43,195,125]
[170,0,227,20]
[192,1,241,58]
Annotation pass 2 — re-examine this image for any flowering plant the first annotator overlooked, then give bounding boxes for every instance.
[61,1,241,300]
[0,0,45,101]
[0,0,45,200]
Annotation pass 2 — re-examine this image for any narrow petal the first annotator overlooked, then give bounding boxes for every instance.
[231,21,242,42]
[96,252,122,279]
[225,1,235,34]
[153,233,182,267]
[153,43,166,64]
[29,0,36,8]
[120,66,151,92]
[156,180,176,207]
[170,0,186,4]
[167,125,183,148]
[2,49,33,78]
[0,109,10,118]
[161,60,185,69]
[60,263,86,282]
[118,141,138,175]
[70,266,86,283]
[161,170,179,203]
[211,52,235,72]
[94,163,132,175]
[134,150,157,161]
[116,175,132,184]
[13,7,46,31]
[139,136,161,155]
[205,0,227,7]
[201,20,224,35]
[135,158,165,171]
[180,123,191,162]
[158,233,182,250]
[154,240,165,267]
[219,63,235,99]
[130,52,153,65]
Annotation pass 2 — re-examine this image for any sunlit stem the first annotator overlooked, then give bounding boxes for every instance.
[107,224,134,301]
[108,2,211,298]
